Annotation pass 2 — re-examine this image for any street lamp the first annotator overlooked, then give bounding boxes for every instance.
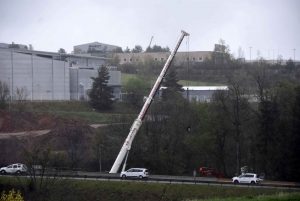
[99,144,103,172]
[249,47,252,64]
[294,49,296,61]
[8,77,11,110]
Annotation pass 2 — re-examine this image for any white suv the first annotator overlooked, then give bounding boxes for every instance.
[232,173,260,184]
[0,163,28,174]
[120,168,149,178]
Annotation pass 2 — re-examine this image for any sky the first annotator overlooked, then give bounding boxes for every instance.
[0,0,299,61]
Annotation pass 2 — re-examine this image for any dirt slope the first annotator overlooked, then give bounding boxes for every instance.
[0,110,89,133]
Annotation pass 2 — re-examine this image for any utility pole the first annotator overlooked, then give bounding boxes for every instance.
[249,47,252,64]
[8,77,11,110]
[294,49,296,61]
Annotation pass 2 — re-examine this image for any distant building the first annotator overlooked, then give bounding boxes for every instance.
[116,51,212,66]
[158,86,228,102]
[73,42,121,55]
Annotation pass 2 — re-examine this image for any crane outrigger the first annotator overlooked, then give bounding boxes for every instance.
[109,30,189,173]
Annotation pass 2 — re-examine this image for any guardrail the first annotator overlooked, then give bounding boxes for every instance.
[1,173,299,190]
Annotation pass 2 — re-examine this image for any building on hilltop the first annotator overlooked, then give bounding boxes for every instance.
[116,51,212,66]
[73,42,121,55]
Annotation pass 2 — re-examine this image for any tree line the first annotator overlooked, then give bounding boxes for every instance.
[87,40,300,182]
[92,63,300,182]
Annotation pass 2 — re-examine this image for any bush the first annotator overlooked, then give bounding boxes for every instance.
[0,189,24,201]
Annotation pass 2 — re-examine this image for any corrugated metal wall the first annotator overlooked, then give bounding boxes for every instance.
[0,49,69,101]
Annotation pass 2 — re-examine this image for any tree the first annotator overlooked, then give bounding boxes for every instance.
[285,58,295,74]
[88,65,114,110]
[146,45,170,52]
[106,53,120,66]
[0,80,10,110]
[124,46,131,53]
[123,78,147,106]
[8,42,19,49]
[132,45,143,53]
[113,47,123,53]
[13,86,29,112]
[161,69,184,101]
[211,73,254,175]
[58,48,66,53]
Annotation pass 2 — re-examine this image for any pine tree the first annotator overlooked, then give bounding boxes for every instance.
[88,65,114,110]
[161,69,184,101]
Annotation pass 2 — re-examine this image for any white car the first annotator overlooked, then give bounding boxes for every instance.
[0,163,28,174]
[232,173,260,184]
[120,168,149,178]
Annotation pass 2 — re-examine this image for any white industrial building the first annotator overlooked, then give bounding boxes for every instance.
[0,47,121,101]
[158,86,228,102]
[70,66,121,101]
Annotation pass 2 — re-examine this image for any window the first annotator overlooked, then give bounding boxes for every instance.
[199,57,203,61]
[130,58,132,62]
[186,57,189,61]
[161,58,164,61]
[154,58,158,61]
[123,58,127,61]
[136,58,139,61]
[193,57,196,61]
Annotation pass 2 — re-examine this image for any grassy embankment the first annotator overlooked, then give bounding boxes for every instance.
[0,177,299,201]
[121,73,224,86]
[15,73,223,124]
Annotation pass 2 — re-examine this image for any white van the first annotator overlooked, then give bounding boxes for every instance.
[120,168,149,178]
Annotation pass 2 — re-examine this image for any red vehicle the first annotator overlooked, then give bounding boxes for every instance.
[199,167,224,178]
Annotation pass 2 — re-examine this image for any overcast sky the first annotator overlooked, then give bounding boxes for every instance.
[1,0,299,60]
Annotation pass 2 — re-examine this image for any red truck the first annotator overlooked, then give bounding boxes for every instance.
[199,167,224,178]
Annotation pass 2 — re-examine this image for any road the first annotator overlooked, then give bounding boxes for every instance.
[2,171,299,190]
[0,124,103,139]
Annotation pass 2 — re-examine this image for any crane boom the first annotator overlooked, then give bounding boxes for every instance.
[109,30,189,173]
[148,36,153,48]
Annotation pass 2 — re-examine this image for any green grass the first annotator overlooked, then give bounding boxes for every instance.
[121,73,137,85]
[0,177,299,201]
[9,73,224,124]
[14,101,139,124]
[121,73,225,86]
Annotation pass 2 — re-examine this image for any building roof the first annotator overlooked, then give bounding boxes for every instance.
[160,86,228,90]
[74,41,120,48]
[0,47,110,60]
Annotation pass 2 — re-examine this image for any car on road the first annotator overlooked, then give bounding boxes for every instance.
[0,163,28,174]
[120,168,149,178]
[232,173,260,184]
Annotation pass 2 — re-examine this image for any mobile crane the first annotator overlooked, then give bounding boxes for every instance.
[109,30,190,174]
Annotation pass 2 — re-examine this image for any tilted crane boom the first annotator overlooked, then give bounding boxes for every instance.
[109,30,189,174]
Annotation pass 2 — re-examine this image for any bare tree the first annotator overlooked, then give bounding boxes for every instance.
[0,80,10,109]
[18,137,65,200]
[13,86,29,112]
